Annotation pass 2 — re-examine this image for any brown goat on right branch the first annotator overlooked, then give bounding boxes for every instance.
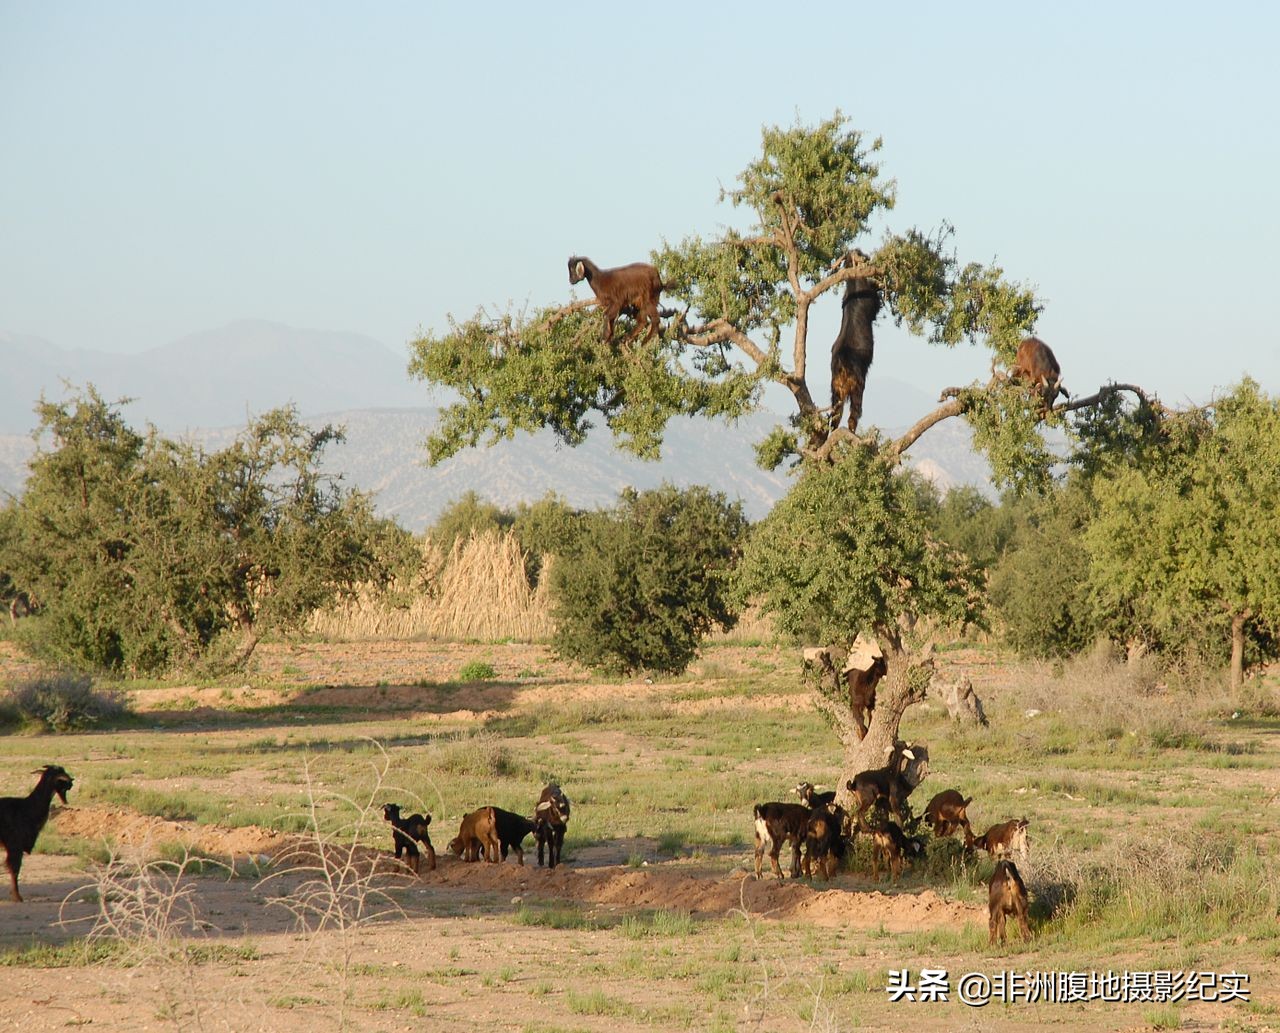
[828,255,882,436]
[567,255,665,347]
[1011,336,1068,411]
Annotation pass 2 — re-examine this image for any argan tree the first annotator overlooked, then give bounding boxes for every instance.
[1086,380,1280,687]
[2,388,415,675]
[407,112,1157,783]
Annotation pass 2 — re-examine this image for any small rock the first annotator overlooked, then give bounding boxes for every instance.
[1024,709,1042,718]
[511,896,523,905]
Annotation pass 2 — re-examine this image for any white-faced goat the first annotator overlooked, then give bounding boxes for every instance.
[1,765,74,902]
[794,782,837,809]
[533,783,570,869]
[567,256,665,347]
[753,801,811,880]
[382,803,436,874]
[988,859,1032,945]
[923,789,973,839]
[966,819,1030,862]
[845,743,929,832]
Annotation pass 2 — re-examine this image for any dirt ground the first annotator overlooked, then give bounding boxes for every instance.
[1,639,1276,1032]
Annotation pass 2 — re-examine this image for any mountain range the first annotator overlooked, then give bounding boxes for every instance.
[0,322,992,529]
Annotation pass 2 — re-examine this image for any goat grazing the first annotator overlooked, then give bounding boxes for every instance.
[449,807,500,863]
[923,789,973,839]
[794,782,836,809]
[1011,336,1068,411]
[533,784,571,869]
[966,819,1030,862]
[1,765,74,902]
[802,803,847,881]
[752,802,811,880]
[382,803,436,874]
[988,859,1032,945]
[567,256,665,347]
[828,255,881,436]
[869,820,925,884]
[846,743,929,832]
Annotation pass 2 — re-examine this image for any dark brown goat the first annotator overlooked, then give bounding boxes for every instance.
[844,657,887,741]
[382,803,436,874]
[1,765,74,902]
[869,820,925,883]
[802,804,847,881]
[1011,336,1068,410]
[533,784,571,869]
[846,744,929,832]
[966,819,1030,861]
[988,859,1032,945]
[923,789,973,839]
[753,802,811,879]
[828,258,881,436]
[568,256,665,346]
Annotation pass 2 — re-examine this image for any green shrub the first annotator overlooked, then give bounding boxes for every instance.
[456,660,497,682]
[2,672,131,732]
[550,485,747,675]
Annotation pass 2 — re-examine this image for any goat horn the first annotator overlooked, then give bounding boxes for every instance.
[902,749,916,760]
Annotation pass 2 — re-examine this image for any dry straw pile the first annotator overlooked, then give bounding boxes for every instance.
[309,530,555,642]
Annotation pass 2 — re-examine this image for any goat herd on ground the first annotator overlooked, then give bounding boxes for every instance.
[3,750,1030,947]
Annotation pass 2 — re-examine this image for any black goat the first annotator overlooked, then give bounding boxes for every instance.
[567,255,665,346]
[802,803,847,881]
[492,807,539,866]
[828,255,881,436]
[382,803,436,874]
[793,782,836,809]
[846,744,928,832]
[753,801,811,879]
[1,765,74,902]
[533,783,570,869]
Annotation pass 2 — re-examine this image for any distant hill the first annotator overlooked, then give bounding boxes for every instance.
[0,321,992,526]
[0,321,425,435]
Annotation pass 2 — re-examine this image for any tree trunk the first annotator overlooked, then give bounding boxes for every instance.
[832,642,934,809]
[1230,611,1248,690]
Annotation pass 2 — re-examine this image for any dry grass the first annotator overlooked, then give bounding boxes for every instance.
[309,530,555,642]
[310,528,779,646]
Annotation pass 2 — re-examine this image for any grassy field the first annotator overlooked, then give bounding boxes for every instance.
[1,638,1278,1032]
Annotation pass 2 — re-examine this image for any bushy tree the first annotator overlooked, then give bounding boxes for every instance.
[1086,380,1280,686]
[549,485,747,675]
[988,481,1098,658]
[733,442,983,767]
[428,491,514,551]
[2,388,416,675]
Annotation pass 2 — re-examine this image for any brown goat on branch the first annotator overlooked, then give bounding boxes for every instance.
[828,255,881,436]
[567,256,665,346]
[1011,336,1068,411]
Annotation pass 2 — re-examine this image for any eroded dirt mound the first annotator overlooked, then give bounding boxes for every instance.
[50,805,286,859]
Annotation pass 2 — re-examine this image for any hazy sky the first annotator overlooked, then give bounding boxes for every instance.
[3,2,1278,413]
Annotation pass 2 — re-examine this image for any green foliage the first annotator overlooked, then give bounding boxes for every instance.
[1,672,131,732]
[733,443,984,648]
[408,305,761,465]
[988,481,1099,657]
[0,388,417,675]
[428,491,513,550]
[549,485,747,675]
[456,661,497,683]
[1085,380,1280,671]
[407,112,1045,471]
[928,485,1017,571]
